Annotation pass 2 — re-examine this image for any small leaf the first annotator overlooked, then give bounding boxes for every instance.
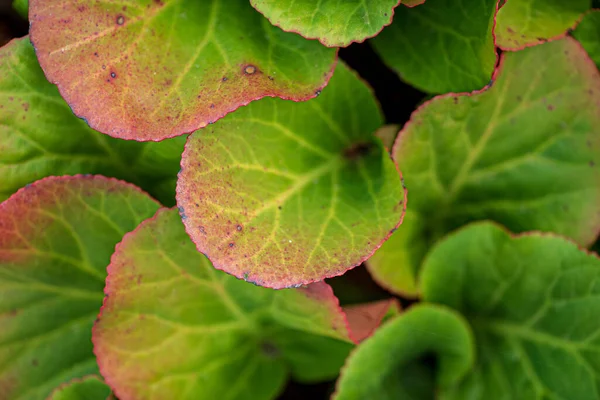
[573,10,600,69]
[12,0,28,19]
[249,0,401,47]
[421,222,600,399]
[48,376,112,400]
[0,176,160,400]
[28,0,336,141]
[93,208,354,400]
[495,0,590,50]
[177,63,406,289]
[0,37,185,206]
[371,0,498,93]
[368,37,600,296]
[343,298,400,342]
[374,124,400,151]
[333,304,474,400]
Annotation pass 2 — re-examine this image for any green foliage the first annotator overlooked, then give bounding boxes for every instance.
[1,0,600,399]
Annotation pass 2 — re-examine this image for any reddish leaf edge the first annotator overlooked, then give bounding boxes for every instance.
[26,32,340,142]
[495,7,589,52]
[177,136,408,289]
[93,207,378,398]
[0,174,160,210]
[249,1,402,48]
[402,0,427,8]
[392,35,600,247]
[46,375,108,400]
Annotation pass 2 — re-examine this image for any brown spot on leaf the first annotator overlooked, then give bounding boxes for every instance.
[110,72,117,78]
[236,225,243,231]
[244,65,257,75]
[344,142,373,160]
[260,341,280,358]
[116,15,125,25]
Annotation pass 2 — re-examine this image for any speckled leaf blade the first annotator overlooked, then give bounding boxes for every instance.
[249,0,401,47]
[0,37,185,206]
[422,222,600,399]
[495,0,590,50]
[573,10,600,69]
[0,176,160,400]
[28,0,336,141]
[48,376,112,400]
[177,63,406,289]
[93,208,354,400]
[371,0,497,93]
[333,304,474,400]
[368,37,600,296]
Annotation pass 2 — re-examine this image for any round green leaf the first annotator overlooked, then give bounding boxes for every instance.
[0,176,160,400]
[0,37,185,206]
[93,208,354,400]
[422,222,600,399]
[249,0,401,47]
[48,376,112,400]
[368,37,600,296]
[573,10,600,69]
[28,0,336,141]
[333,304,474,400]
[495,0,590,50]
[371,0,498,93]
[177,63,406,289]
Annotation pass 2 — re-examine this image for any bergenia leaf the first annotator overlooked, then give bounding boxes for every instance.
[177,63,406,289]
[421,222,600,399]
[367,37,600,297]
[48,376,112,400]
[333,304,474,400]
[402,0,426,6]
[249,0,401,47]
[0,37,185,206]
[93,208,355,400]
[495,0,590,50]
[573,10,600,69]
[371,0,498,93]
[12,0,28,19]
[28,0,336,141]
[343,298,400,342]
[0,176,160,400]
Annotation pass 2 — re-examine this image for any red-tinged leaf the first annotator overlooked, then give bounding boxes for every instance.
[343,299,400,342]
[0,175,160,400]
[93,208,354,400]
[176,63,406,289]
[28,0,336,141]
[48,376,112,400]
[402,0,426,7]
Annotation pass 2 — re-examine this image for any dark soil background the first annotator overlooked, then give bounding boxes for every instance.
[0,3,427,399]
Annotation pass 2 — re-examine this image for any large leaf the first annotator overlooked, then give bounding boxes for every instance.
[421,222,600,399]
[495,0,590,50]
[333,304,474,400]
[367,37,600,297]
[0,37,185,206]
[48,376,112,400]
[371,0,498,93]
[573,10,600,69]
[177,63,406,289]
[249,0,401,47]
[0,176,160,400]
[28,0,336,141]
[93,208,355,400]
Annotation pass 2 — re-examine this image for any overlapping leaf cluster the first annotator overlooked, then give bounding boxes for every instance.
[1,0,600,399]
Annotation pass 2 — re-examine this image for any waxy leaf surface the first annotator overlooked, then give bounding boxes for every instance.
[573,10,600,69]
[371,0,497,93]
[249,0,401,47]
[28,0,336,141]
[421,222,600,399]
[177,63,405,289]
[334,304,474,400]
[0,38,185,206]
[495,0,590,50]
[0,176,160,400]
[49,376,112,400]
[93,208,354,400]
[367,38,600,297]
